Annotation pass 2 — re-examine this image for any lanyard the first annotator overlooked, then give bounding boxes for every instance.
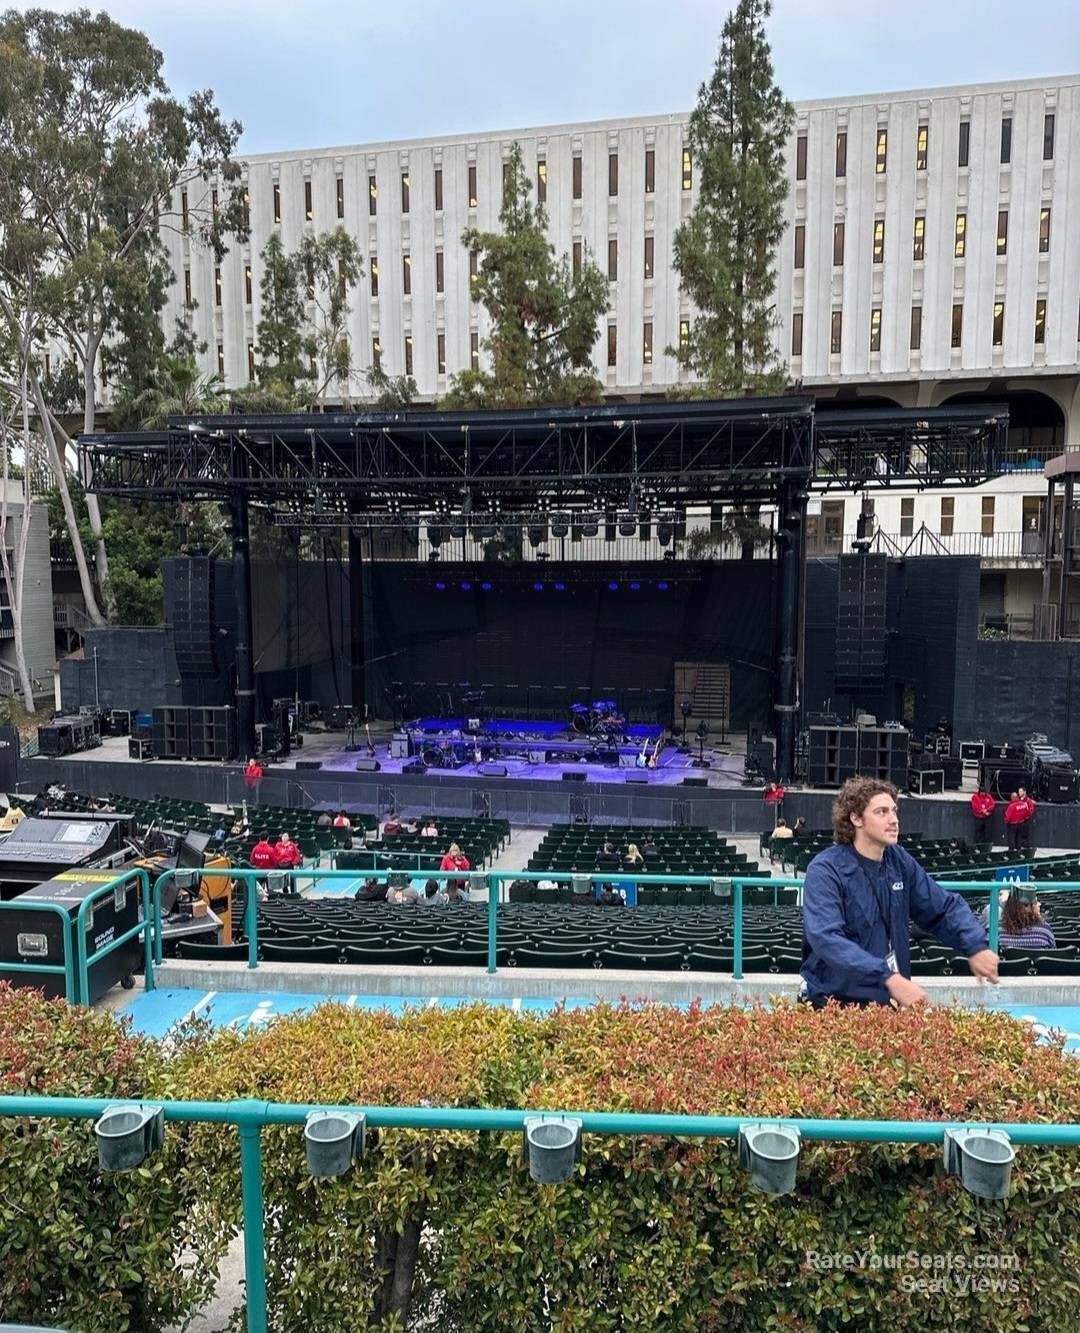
[858,856,894,953]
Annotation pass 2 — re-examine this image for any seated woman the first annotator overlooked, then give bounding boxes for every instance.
[997,891,1056,953]
[624,843,644,868]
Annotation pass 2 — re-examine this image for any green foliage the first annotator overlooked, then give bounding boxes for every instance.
[297,227,364,406]
[254,231,315,406]
[671,0,794,397]
[365,361,418,411]
[0,985,218,1331]
[443,143,608,409]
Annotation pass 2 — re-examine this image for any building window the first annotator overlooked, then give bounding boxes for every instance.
[216,343,224,377]
[1039,206,1051,253]
[644,235,654,280]
[872,218,885,263]
[608,152,618,196]
[404,335,413,376]
[469,250,478,296]
[304,180,312,221]
[1034,297,1047,345]
[247,342,255,382]
[183,268,192,307]
[607,323,617,367]
[502,160,512,195]
[572,156,582,199]
[915,125,928,171]
[835,130,847,177]
[572,240,581,273]
[368,174,377,215]
[912,215,925,261]
[954,212,966,259]
[951,302,963,348]
[468,164,477,208]
[336,178,344,219]
[434,166,443,211]
[795,134,807,180]
[244,264,252,304]
[607,238,618,281]
[402,254,411,296]
[470,331,479,371]
[958,119,970,168]
[273,183,281,224]
[536,160,546,203]
[370,256,378,298]
[645,148,655,193]
[1043,112,1055,160]
[181,189,189,230]
[992,300,1004,346]
[793,223,805,269]
[214,267,222,306]
[940,496,954,536]
[211,187,218,217]
[830,310,842,354]
[681,148,692,190]
[910,304,922,350]
[401,171,410,214]
[791,311,803,357]
[981,496,995,537]
[372,336,381,368]
[437,332,446,375]
[642,321,653,364]
[435,249,444,294]
[997,209,1008,255]
[833,221,845,267]
[679,318,690,354]
[1000,116,1012,164]
[305,257,314,300]
[869,306,882,352]
[900,497,914,537]
[875,128,887,173]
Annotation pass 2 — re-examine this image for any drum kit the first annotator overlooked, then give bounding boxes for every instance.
[570,699,627,739]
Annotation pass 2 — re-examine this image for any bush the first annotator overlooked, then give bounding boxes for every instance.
[0,984,218,1332]
[170,999,1080,1332]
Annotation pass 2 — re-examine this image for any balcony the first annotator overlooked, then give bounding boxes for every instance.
[872,527,1045,566]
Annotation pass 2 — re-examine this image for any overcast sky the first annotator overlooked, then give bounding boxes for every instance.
[13,0,1080,154]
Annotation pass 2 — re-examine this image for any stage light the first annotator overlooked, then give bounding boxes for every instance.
[658,581,669,591]
[554,582,565,591]
[532,582,544,592]
[460,581,472,591]
[480,581,492,591]
[608,581,618,591]
[630,582,641,591]
[435,581,446,591]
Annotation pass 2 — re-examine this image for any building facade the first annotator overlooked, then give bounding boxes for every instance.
[159,75,1080,628]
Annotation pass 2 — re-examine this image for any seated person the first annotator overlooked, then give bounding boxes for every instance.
[386,882,420,905]
[790,817,807,839]
[420,878,448,905]
[439,843,470,896]
[316,812,333,830]
[624,842,644,867]
[997,891,1057,952]
[770,818,794,841]
[596,882,625,907]
[420,818,439,838]
[381,810,403,838]
[596,839,619,867]
[354,875,387,902]
[641,834,660,860]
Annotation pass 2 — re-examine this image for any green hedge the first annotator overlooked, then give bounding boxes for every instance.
[2,987,1079,1330]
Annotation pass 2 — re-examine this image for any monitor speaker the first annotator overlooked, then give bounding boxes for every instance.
[355,757,381,771]
[295,760,321,771]
[561,771,587,782]
[625,773,649,784]
[681,777,709,788]
[478,762,508,777]
[401,757,426,774]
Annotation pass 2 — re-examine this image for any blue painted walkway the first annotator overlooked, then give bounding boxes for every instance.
[119,987,1080,1051]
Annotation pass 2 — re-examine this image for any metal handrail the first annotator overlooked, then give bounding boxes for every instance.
[73,867,154,1005]
[0,899,78,1002]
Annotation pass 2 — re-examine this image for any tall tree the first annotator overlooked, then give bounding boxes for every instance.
[671,0,793,396]
[252,232,314,408]
[296,228,364,408]
[444,142,608,408]
[0,7,247,616]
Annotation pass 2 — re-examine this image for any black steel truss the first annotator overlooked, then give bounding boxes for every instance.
[79,396,1006,517]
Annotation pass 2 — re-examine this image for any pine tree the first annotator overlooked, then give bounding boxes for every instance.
[444,142,608,408]
[671,0,793,397]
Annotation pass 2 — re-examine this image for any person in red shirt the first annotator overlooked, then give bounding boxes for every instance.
[1003,787,1036,854]
[439,842,470,896]
[273,832,302,870]
[969,787,995,843]
[243,757,264,790]
[250,835,275,869]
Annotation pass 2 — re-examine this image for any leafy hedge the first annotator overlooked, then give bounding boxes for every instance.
[2,987,1079,1331]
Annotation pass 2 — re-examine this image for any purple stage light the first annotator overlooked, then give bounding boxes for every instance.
[554,582,565,591]
[658,581,669,591]
[435,582,446,591]
[460,581,472,591]
[532,582,544,591]
[608,581,619,591]
[630,581,641,591]
[480,581,492,591]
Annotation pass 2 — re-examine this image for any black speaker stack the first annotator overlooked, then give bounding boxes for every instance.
[151,706,237,760]
[807,724,908,787]
[561,771,587,782]
[1038,767,1080,804]
[978,759,1031,801]
[834,554,888,694]
[171,556,218,678]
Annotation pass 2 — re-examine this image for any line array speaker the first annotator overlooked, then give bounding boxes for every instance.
[835,554,887,694]
[171,556,219,678]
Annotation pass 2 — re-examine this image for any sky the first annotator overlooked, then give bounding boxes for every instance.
[11,0,1080,155]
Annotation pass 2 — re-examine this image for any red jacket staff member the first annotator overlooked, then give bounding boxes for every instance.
[273,832,302,870]
[250,836,275,869]
[969,788,995,843]
[439,843,470,895]
[1003,788,1036,854]
[243,757,264,789]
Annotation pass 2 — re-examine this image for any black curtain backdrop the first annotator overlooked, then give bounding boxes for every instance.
[364,560,777,730]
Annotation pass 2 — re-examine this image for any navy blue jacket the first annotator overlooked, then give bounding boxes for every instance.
[801,843,988,1004]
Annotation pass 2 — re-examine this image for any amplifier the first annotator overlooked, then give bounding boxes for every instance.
[1040,768,1079,804]
[908,768,944,795]
[390,733,410,759]
[528,750,547,764]
[942,757,964,790]
[128,737,153,760]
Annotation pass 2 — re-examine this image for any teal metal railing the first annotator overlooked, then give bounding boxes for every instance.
[1,1091,1078,1333]
[0,899,78,1002]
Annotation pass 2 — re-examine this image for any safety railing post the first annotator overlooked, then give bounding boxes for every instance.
[733,880,744,980]
[238,1112,269,1333]
[487,873,498,974]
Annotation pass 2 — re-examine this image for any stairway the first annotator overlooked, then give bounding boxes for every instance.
[690,663,731,727]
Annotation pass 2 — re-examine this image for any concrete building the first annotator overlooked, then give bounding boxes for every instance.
[0,482,56,699]
[157,74,1080,627]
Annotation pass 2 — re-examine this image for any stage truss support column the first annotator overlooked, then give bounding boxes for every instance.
[348,521,368,717]
[231,488,257,760]
[775,483,807,785]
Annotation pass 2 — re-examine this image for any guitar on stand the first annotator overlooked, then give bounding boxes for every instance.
[635,734,663,769]
[365,723,376,758]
